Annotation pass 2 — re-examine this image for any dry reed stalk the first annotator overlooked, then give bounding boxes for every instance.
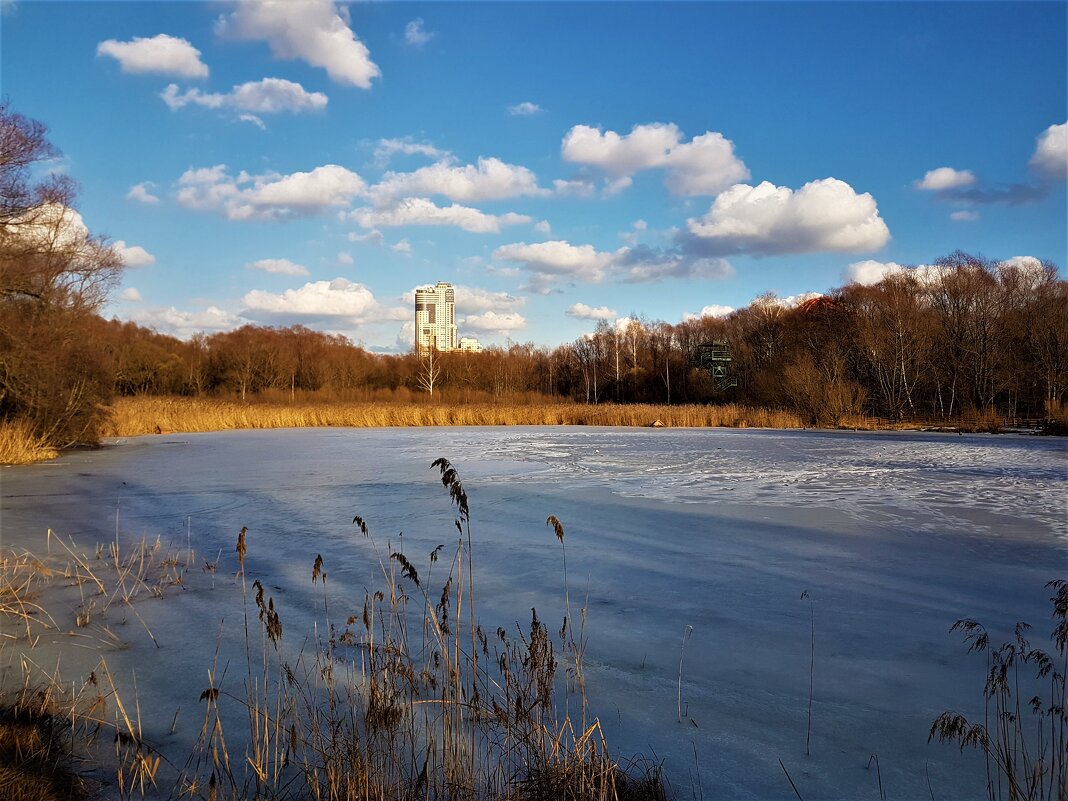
[0,420,58,465]
[103,396,812,438]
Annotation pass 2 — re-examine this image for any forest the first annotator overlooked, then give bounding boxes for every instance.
[2,104,1067,451]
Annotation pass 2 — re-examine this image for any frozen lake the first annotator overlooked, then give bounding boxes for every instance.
[1,426,1065,799]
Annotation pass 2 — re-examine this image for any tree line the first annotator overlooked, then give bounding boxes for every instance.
[2,104,1066,448]
[81,251,1068,424]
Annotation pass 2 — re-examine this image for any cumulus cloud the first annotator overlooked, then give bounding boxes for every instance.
[113,240,156,267]
[561,122,749,196]
[119,287,143,302]
[161,78,327,114]
[685,178,890,256]
[391,239,412,254]
[611,245,733,283]
[620,219,647,246]
[493,240,614,286]
[348,229,385,246]
[97,33,208,77]
[127,183,160,204]
[843,260,942,286]
[177,163,365,220]
[370,157,545,204]
[682,304,734,321]
[128,305,237,337]
[337,251,353,265]
[775,292,823,309]
[915,167,977,191]
[534,220,551,234]
[1030,122,1067,181]
[552,177,597,198]
[999,256,1052,288]
[1000,255,1043,271]
[348,198,531,233]
[508,102,543,116]
[566,303,617,321]
[918,157,1051,206]
[246,258,309,276]
[453,285,525,314]
[215,0,380,89]
[241,277,407,325]
[372,137,447,166]
[404,18,434,46]
[460,311,527,333]
[494,239,733,291]
[844,259,908,285]
[950,210,979,222]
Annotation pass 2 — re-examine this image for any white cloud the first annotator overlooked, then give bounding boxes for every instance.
[113,240,156,267]
[240,114,267,130]
[337,251,353,265]
[534,220,551,234]
[177,163,365,220]
[620,219,647,245]
[999,256,1050,288]
[241,277,407,325]
[97,33,208,77]
[552,178,596,198]
[119,287,143,302]
[495,238,733,290]
[1030,122,1067,181]
[373,137,447,166]
[1000,255,1043,271]
[128,305,237,337]
[161,78,328,114]
[215,0,380,89]
[561,122,749,196]
[348,197,531,233]
[566,302,617,321]
[950,210,979,222]
[682,304,734,321]
[508,101,543,116]
[493,240,614,284]
[454,285,525,314]
[348,229,385,246]
[127,183,160,204]
[404,18,434,47]
[843,260,941,286]
[461,311,526,333]
[370,157,545,204]
[686,178,890,256]
[246,258,309,276]
[915,167,977,191]
[391,239,412,254]
[611,245,733,283]
[844,259,907,286]
[777,292,823,309]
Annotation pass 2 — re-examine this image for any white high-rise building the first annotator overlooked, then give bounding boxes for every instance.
[415,281,457,353]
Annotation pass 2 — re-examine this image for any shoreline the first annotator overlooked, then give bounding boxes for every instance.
[2,396,1057,467]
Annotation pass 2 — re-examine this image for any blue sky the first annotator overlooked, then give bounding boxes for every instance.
[3,1,1065,351]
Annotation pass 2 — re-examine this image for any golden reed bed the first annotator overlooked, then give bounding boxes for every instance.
[103,396,808,437]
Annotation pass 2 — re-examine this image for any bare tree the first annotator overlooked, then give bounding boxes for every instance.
[0,103,124,445]
[417,346,444,397]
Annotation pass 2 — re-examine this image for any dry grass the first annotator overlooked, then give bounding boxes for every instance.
[104,396,806,437]
[0,687,87,801]
[0,421,58,465]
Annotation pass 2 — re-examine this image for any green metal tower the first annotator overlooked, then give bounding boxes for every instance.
[700,340,737,392]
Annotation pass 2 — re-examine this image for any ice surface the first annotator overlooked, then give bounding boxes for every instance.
[1,426,1065,800]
